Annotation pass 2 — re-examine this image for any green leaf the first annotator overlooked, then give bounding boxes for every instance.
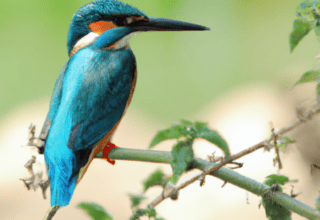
[149,124,188,148]
[77,202,113,220]
[194,125,230,156]
[262,190,291,220]
[296,1,317,21]
[143,169,169,192]
[294,70,320,86]
[130,207,165,220]
[264,179,275,187]
[128,193,146,209]
[317,83,320,97]
[290,19,313,53]
[146,206,157,217]
[315,194,320,211]
[171,139,194,183]
[277,137,296,153]
[315,24,320,42]
[179,119,194,127]
[266,174,289,185]
[130,209,148,220]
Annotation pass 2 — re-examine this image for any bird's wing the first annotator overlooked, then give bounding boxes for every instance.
[66,47,136,153]
[38,63,69,144]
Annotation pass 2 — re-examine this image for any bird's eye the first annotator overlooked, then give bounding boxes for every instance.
[113,16,147,27]
[126,17,134,25]
[124,16,148,26]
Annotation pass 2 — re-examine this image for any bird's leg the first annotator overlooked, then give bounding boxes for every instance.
[101,141,118,165]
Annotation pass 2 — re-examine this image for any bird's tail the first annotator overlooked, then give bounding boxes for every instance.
[48,161,78,207]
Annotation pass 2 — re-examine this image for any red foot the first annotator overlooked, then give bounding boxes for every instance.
[101,141,118,165]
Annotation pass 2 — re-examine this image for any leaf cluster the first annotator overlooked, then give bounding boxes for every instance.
[147,120,229,189]
[261,174,299,220]
[290,0,320,52]
[291,1,320,101]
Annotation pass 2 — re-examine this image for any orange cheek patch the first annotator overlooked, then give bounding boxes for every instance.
[89,21,117,35]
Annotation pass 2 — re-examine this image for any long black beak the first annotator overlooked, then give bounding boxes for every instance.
[133,16,210,31]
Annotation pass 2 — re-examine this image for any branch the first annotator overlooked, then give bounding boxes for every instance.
[105,148,320,219]
[148,102,320,208]
[193,159,320,220]
[149,141,267,208]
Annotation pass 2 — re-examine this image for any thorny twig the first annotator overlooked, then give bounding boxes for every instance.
[20,154,49,199]
[272,128,282,169]
[149,102,320,208]
[311,163,320,174]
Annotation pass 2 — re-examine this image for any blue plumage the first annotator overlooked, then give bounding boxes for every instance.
[45,44,136,206]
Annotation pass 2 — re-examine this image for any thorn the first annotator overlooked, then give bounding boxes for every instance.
[221,181,227,188]
[199,176,205,187]
[311,163,320,174]
[228,161,243,169]
[20,176,35,190]
[24,156,36,174]
[290,185,302,198]
[258,201,262,209]
[39,179,50,199]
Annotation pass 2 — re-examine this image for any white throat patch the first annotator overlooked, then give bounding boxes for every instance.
[70,31,139,56]
[112,32,138,49]
[70,32,100,56]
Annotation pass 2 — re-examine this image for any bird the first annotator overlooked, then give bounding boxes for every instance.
[38,0,209,209]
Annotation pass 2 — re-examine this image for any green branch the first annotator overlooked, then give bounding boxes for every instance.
[101,147,320,220]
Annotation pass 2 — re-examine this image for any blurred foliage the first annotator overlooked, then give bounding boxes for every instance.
[315,192,320,211]
[143,169,169,192]
[77,202,113,220]
[129,206,164,220]
[276,136,296,153]
[127,193,146,209]
[291,1,320,99]
[294,70,320,85]
[290,0,320,52]
[127,194,164,220]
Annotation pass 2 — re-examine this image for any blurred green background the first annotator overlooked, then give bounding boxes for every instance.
[0,0,318,122]
[2,1,320,219]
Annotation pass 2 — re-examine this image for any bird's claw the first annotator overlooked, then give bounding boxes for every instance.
[101,141,118,165]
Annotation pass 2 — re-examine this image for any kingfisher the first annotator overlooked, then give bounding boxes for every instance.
[37,0,209,209]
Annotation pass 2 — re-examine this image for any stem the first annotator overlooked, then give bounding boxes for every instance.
[97,148,172,163]
[44,205,60,220]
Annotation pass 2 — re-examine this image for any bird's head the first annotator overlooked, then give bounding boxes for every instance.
[67,0,209,56]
